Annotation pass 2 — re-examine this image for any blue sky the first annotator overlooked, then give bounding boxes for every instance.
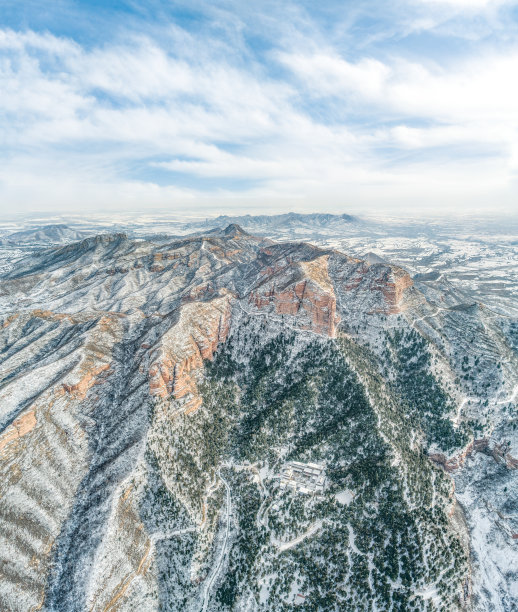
[1,0,518,215]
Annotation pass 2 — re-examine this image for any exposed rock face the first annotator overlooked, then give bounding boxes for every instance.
[430,443,474,473]
[249,254,339,337]
[0,311,124,612]
[0,409,37,455]
[148,295,232,413]
[338,259,413,314]
[378,266,414,313]
[0,224,516,611]
[432,437,518,473]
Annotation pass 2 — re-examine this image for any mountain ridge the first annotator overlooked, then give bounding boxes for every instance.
[193,212,358,232]
[0,223,91,246]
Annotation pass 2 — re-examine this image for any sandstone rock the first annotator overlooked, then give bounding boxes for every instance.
[148,295,232,412]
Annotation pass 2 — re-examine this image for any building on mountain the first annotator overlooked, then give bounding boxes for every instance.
[279,461,326,495]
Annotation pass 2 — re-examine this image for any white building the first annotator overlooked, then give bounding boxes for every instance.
[279,461,326,495]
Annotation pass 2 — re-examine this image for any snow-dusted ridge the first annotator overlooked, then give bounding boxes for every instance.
[0,220,516,611]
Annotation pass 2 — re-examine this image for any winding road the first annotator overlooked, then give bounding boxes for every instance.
[201,468,232,612]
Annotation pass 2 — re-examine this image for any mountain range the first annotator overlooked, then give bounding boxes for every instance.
[0,224,90,247]
[191,213,358,232]
[0,224,517,611]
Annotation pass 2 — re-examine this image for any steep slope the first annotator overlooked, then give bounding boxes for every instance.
[0,225,516,611]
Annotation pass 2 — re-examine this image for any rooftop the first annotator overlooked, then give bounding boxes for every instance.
[279,461,326,495]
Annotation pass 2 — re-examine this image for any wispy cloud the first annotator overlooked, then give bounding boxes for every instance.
[417,0,512,9]
[0,1,517,214]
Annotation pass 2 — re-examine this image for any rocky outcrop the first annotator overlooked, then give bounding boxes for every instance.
[249,255,340,337]
[378,266,413,313]
[431,437,518,473]
[341,261,413,314]
[84,479,154,612]
[148,295,232,412]
[430,441,474,472]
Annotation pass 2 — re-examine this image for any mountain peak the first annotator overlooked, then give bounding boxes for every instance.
[69,232,128,251]
[221,223,248,237]
[364,252,386,265]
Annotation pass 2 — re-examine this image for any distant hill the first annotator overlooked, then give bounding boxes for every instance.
[192,212,358,233]
[0,224,90,246]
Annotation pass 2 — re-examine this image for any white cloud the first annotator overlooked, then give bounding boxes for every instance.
[417,0,513,8]
[278,48,518,166]
[279,49,518,121]
[277,52,390,100]
[0,17,517,215]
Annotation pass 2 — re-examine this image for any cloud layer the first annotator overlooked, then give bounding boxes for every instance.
[0,0,517,214]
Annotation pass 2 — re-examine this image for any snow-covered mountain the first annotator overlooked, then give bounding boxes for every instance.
[191,212,358,233]
[0,224,517,611]
[0,224,91,246]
